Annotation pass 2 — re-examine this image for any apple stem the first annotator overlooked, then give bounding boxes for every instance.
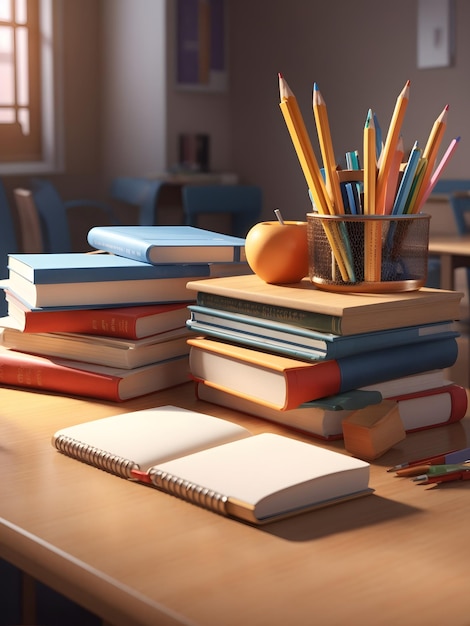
[274,208,285,224]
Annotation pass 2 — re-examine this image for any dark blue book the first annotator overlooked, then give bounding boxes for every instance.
[187,304,459,361]
[87,226,246,264]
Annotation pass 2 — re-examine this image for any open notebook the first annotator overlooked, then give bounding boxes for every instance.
[52,405,372,525]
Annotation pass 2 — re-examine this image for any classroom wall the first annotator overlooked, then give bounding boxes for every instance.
[227,0,470,220]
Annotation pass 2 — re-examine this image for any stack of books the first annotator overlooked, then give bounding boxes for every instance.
[0,226,250,402]
[184,274,467,440]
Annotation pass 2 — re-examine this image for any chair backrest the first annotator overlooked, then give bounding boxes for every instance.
[110,177,164,225]
[31,178,72,252]
[13,188,44,253]
[449,191,470,235]
[181,185,262,237]
[0,180,18,315]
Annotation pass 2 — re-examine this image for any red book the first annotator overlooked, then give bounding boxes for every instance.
[0,346,190,401]
[5,291,190,339]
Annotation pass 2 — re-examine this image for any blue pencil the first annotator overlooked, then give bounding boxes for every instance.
[391,141,421,215]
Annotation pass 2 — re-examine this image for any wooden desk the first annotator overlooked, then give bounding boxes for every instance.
[1,382,470,625]
[429,234,470,290]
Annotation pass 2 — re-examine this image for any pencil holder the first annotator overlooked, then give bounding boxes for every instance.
[306,212,431,293]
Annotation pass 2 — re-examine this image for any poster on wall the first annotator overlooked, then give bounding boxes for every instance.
[176,0,228,92]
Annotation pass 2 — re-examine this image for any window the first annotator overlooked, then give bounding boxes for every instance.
[0,0,63,174]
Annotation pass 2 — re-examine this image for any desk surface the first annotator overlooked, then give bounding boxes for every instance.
[1,382,470,626]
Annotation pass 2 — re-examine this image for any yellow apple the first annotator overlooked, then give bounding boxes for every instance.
[245,220,309,284]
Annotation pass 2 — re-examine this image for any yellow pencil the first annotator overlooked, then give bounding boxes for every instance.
[312,83,344,214]
[375,80,411,214]
[409,105,449,213]
[278,73,353,281]
[363,109,381,281]
[363,109,376,215]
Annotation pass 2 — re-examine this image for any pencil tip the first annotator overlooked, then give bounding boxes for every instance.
[313,82,318,91]
[278,72,283,79]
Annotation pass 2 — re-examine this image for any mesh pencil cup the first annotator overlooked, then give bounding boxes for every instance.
[306,212,431,293]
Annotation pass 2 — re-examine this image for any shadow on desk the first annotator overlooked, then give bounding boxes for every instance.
[262,495,420,542]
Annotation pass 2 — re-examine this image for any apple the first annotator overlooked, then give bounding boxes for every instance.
[245,220,309,284]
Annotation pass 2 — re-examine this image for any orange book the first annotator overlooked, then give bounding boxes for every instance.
[189,336,341,411]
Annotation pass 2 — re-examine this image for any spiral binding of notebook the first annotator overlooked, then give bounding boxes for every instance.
[149,468,229,515]
[54,435,139,479]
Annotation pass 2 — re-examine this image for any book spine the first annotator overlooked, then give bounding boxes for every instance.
[87,230,153,263]
[0,350,122,401]
[54,435,138,479]
[196,292,343,334]
[337,338,458,393]
[148,468,229,516]
[21,309,140,338]
[284,362,340,410]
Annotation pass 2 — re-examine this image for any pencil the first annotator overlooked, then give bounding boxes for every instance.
[375,80,411,214]
[278,73,353,281]
[383,136,404,215]
[312,83,344,214]
[420,136,460,206]
[409,105,449,213]
[387,447,470,472]
[363,109,376,215]
[363,108,381,281]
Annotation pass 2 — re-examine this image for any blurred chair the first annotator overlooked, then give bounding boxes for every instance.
[31,178,121,253]
[181,185,262,237]
[13,188,44,253]
[0,179,19,315]
[425,180,470,290]
[110,177,165,225]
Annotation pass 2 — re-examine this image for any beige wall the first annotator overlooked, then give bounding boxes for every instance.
[4,0,470,237]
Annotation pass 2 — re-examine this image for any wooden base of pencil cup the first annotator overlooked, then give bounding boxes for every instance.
[342,400,406,461]
[306,212,431,293]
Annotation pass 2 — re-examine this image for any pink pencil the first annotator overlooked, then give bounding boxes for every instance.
[419,136,460,206]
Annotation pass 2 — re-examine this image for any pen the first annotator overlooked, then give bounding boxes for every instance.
[387,447,470,472]
[410,462,470,481]
[413,470,470,485]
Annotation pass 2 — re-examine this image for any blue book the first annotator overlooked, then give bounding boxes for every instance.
[7,253,250,284]
[87,226,246,264]
[187,304,459,361]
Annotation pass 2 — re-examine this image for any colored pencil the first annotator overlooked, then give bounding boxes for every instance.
[375,81,411,214]
[420,136,460,205]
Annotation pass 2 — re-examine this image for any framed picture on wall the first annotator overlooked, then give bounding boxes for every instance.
[176,0,228,92]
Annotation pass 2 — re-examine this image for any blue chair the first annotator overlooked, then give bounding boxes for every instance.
[31,178,121,253]
[181,185,262,237]
[110,177,165,226]
[0,180,19,315]
[426,180,470,289]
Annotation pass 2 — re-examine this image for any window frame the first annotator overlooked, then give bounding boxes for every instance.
[0,0,64,175]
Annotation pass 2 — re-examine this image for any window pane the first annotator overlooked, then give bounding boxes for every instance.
[0,25,14,105]
[0,107,14,122]
[16,25,28,105]
[15,0,26,24]
[0,0,11,21]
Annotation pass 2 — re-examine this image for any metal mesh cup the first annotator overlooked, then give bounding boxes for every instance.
[306,212,431,293]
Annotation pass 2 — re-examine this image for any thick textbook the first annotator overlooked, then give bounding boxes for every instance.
[187,304,458,361]
[51,405,371,524]
[4,293,190,339]
[186,274,463,335]
[0,346,189,401]
[8,252,249,284]
[0,324,190,369]
[188,336,459,410]
[196,379,467,440]
[87,226,247,264]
